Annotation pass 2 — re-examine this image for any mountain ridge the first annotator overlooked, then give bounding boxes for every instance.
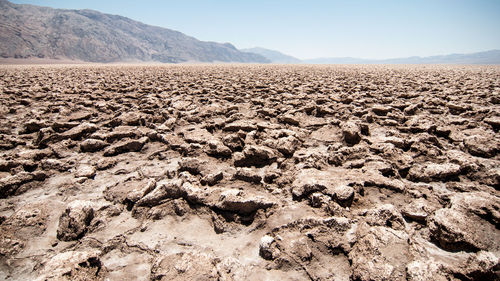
[241,46,500,64]
[303,49,500,64]
[0,0,269,63]
[241,47,301,64]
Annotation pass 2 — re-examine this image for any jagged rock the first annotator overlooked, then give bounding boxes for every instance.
[371,105,391,116]
[178,157,205,175]
[135,180,183,207]
[329,184,355,207]
[56,200,95,241]
[21,119,46,134]
[406,260,448,281]
[276,135,301,157]
[75,165,96,178]
[342,121,361,145]
[201,171,224,186]
[103,126,139,142]
[223,120,257,132]
[350,225,409,281]
[183,128,214,144]
[215,189,274,214]
[463,135,498,158]
[259,235,277,260]
[205,140,232,158]
[429,208,499,251]
[103,136,148,156]
[261,217,353,280]
[80,138,108,152]
[478,167,500,188]
[446,251,500,281]
[151,252,220,281]
[364,174,405,192]
[233,145,275,167]
[40,159,71,171]
[17,148,53,161]
[234,168,262,184]
[401,198,435,222]
[2,63,500,280]
[364,204,406,230]
[60,122,98,140]
[35,249,106,281]
[146,199,190,219]
[222,133,244,151]
[292,168,357,206]
[104,178,153,206]
[428,192,500,252]
[279,114,300,126]
[119,112,144,126]
[51,121,79,132]
[0,171,46,198]
[408,162,461,182]
[484,116,500,130]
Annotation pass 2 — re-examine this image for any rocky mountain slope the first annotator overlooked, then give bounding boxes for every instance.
[241,47,302,64]
[0,0,269,63]
[0,64,499,280]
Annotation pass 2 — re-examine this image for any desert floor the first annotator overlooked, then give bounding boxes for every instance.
[0,64,499,280]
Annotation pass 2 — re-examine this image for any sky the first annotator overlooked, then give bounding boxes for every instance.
[10,0,500,60]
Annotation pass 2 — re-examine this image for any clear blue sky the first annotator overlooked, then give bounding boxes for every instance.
[10,0,500,59]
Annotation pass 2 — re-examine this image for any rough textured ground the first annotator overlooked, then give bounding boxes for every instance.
[0,64,499,281]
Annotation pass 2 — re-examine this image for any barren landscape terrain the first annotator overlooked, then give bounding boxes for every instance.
[0,64,499,280]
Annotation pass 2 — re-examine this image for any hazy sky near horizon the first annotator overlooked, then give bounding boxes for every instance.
[10,0,500,60]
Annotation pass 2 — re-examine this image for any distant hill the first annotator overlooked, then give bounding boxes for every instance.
[241,47,301,63]
[304,50,500,64]
[0,0,269,63]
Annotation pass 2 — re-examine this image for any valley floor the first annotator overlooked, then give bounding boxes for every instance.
[0,64,499,280]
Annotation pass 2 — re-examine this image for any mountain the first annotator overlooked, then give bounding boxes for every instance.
[241,47,301,63]
[304,50,500,64]
[0,0,269,63]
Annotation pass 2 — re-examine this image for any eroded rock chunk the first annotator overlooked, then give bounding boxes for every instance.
[223,120,257,132]
[0,171,46,198]
[234,167,262,184]
[75,164,96,178]
[60,122,98,140]
[135,179,183,207]
[276,135,301,157]
[259,235,277,260]
[201,171,224,186]
[183,128,214,144]
[408,162,461,182]
[463,135,499,158]
[350,225,409,281]
[56,200,95,241]
[364,204,406,231]
[215,189,274,214]
[103,136,148,156]
[206,140,232,158]
[35,249,106,281]
[178,157,205,175]
[341,121,361,145]
[22,119,46,134]
[401,198,435,222]
[292,168,357,206]
[151,252,220,281]
[80,139,108,152]
[428,192,500,252]
[233,145,275,167]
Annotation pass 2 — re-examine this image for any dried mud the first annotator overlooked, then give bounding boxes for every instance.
[0,64,499,280]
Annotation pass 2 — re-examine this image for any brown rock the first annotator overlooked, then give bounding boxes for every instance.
[103,136,148,156]
[56,201,94,241]
[342,121,361,145]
